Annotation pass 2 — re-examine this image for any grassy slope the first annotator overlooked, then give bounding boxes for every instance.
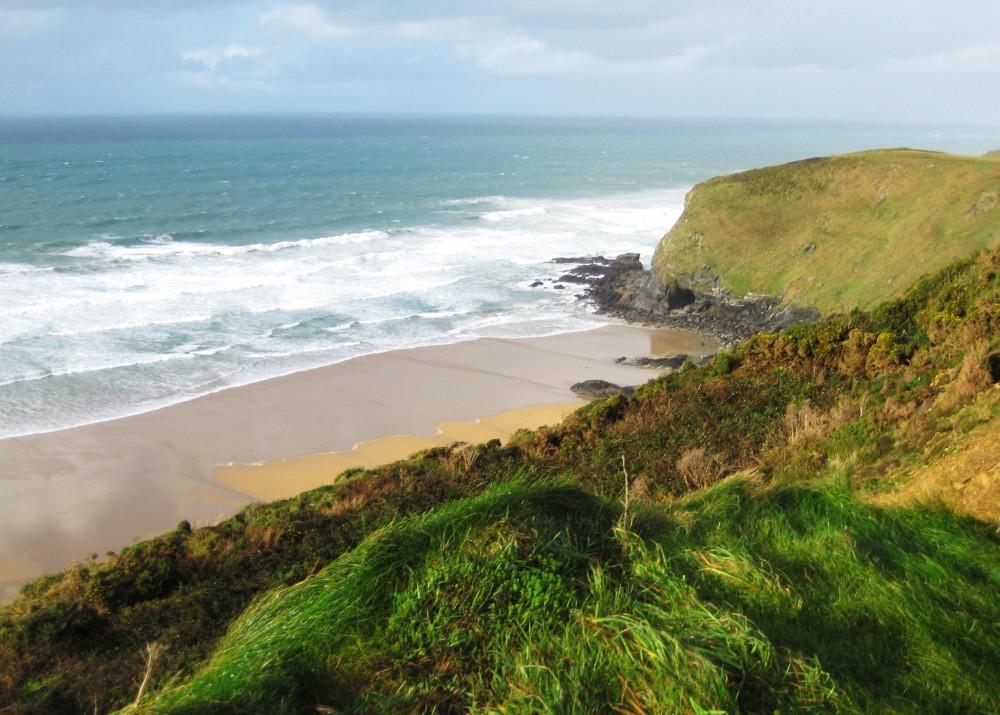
[651,149,1000,313]
[3,241,1000,713]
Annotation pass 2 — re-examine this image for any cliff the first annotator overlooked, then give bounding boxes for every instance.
[583,150,1000,344]
[650,148,999,315]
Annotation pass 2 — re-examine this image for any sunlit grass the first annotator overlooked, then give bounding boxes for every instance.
[131,471,1000,714]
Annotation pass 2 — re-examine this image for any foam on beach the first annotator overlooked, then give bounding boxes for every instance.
[0,188,686,440]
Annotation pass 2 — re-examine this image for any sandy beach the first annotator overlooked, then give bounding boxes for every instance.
[0,324,715,602]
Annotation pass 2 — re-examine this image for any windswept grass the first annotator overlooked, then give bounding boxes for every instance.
[128,473,1000,714]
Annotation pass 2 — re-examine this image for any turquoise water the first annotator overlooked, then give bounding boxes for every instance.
[1,115,996,437]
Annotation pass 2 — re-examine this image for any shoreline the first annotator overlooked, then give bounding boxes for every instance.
[215,401,583,502]
[0,322,617,444]
[0,323,716,602]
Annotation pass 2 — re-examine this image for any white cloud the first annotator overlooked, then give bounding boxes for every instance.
[177,43,275,90]
[182,44,264,70]
[893,41,1000,72]
[636,44,719,73]
[259,3,357,41]
[456,31,592,75]
[0,7,61,38]
[257,5,592,76]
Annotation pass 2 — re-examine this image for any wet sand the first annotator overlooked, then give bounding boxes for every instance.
[0,324,715,602]
[215,402,582,502]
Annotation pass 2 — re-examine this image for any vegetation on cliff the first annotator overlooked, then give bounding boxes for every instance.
[652,149,1000,314]
[2,186,1000,714]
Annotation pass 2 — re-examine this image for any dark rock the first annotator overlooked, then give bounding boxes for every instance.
[557,273,593,284]
[553,284,565,290]
[550,255,611,265]
[570,380,635,399]
[529,280,543,288]
[549,251,819,347]
[545,249,820,347]
[622,354,690,369]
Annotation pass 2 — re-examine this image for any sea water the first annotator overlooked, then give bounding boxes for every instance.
[1,115,996,438]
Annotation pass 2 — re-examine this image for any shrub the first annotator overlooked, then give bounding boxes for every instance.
[676,448,721,490]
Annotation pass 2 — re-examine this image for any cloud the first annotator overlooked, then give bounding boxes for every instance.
[182,44,263,69]
[178,44,274,88]
[259,3,358,41]
[2,0,1000,120]
[258,4,593,76]
[892,41,1000,72]
[456,33,592,75]
[0,7,61,39]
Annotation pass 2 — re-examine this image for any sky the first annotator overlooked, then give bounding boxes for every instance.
[2,0,1000,122]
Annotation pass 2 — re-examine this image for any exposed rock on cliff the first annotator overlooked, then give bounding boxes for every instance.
[561,253,818,345]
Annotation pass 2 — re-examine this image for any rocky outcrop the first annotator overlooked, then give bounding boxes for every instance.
[615,354,692,369]
[548,150,1000,346]
[556,254,819,346]
[570,380,635,399]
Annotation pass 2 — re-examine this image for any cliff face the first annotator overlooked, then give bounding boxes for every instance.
[583,253,818,345]
[648,149,1000,317]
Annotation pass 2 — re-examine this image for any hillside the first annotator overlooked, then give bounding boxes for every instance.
[2,194,1000,713]
[651,149,1000,315]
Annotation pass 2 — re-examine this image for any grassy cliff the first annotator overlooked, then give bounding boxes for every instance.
[652,149,1000,314]
[2,181,1000,714]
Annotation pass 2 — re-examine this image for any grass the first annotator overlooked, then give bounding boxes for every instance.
[125,473,999,714]
[652,149,1000,314]
[3,227,1000,714]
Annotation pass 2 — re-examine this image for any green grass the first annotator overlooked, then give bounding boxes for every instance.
[128,474,1000,714]
[652,149,1000,314]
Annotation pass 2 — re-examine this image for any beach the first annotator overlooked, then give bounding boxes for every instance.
[0,323,715,602]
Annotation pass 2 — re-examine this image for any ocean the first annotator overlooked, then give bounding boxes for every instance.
[1,115,996,439]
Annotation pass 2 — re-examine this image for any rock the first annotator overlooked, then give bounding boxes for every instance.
[529,280,543,288]
[622,354,690,369]
[546,249,819,347]
[549,251,818,347]
[570,380,635,399]
[550,255,610,265]
[966,191,997,217]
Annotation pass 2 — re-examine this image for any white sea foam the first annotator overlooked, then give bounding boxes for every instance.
[439,195,506,206]
[480,206,547,221]
[0,185,687,438]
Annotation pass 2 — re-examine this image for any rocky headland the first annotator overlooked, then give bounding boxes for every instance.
[547,253,818,346]
[540,148,1000,348]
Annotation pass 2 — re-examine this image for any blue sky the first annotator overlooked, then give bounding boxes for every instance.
[3,0,1000,122]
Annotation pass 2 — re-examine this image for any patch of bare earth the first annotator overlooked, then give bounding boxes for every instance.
[872,403,1000,527]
